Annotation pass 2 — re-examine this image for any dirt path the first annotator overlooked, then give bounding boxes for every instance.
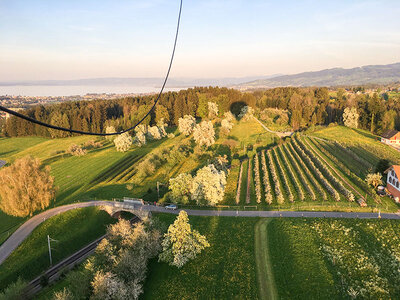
[246,158,251,204]
[255,219,278,300]
[236,161,244,204]
[254,118,293,138]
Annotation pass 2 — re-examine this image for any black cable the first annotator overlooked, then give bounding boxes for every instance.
[0,0,183,136]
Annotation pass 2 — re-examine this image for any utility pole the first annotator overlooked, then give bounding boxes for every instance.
[47,235,52,266]
[157,182,165,200]
[47,235,58,266]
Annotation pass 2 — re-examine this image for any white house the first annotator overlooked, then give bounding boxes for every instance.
[381,130,400,145]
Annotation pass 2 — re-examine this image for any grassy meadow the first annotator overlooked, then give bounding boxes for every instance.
[0,207,116,291]
[35,215,400,300]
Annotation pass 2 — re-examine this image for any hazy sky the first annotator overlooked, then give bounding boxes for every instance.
[1,0,400,81]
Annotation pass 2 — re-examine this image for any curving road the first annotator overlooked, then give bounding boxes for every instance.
[0,200,400,265]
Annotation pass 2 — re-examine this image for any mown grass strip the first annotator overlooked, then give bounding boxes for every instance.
[255,219,278,300]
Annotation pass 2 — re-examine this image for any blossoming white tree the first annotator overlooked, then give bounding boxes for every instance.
[193,121,215,147]
[159,210,210,268]
[178,115,196,136]
[169,173,193,204]
[221,118,233,133]
[365,173,382,188]
[208,102,218,119]
[105,126,116,141]
[114,133,133,152]
[190,164,226,206]
[224,111,235,122]
[343,107,359,128]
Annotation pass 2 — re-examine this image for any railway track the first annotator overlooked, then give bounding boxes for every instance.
[23,216,140,298]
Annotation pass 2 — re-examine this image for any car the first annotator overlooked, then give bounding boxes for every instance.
[165,204,177,210]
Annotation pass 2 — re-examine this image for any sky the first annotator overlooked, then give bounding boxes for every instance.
[1,0,400,81]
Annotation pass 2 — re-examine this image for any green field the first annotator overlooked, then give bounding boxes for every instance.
[268,218,400,299]
[35,215,400,300]
[0,207,116,290]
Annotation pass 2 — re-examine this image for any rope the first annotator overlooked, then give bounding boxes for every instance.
[0,0,183,136]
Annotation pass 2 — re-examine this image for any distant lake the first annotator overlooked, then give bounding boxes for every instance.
[0,85,184,97]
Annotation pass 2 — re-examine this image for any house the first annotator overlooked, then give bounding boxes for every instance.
[381,130,400,145]
[385,165,400,200]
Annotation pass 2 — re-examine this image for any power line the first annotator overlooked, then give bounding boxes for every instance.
[0,0,183,137]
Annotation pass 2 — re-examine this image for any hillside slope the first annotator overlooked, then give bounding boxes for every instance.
[239,62,400,88]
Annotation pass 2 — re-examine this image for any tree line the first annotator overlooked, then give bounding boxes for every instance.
[2,86,400,137]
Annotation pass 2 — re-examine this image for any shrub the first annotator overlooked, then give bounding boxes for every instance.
[67,144,87,156]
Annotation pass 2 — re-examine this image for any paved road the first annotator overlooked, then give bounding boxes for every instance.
[1,200,400,265]
[0,160,6,168]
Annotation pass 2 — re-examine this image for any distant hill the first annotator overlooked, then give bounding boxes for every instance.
[237,62,400,88]
[0,75,281,88]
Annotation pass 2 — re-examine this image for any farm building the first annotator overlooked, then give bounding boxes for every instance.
[385,165,400,199]
[381,130,400,145]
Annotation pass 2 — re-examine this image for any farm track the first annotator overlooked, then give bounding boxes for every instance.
[255,219,278,300]
[246,158,251,204]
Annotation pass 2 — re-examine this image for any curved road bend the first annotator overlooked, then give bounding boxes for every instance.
[1,200,400,265]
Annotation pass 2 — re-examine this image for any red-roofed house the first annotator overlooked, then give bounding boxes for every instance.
[385,165,400,199]
[381,130,400,145]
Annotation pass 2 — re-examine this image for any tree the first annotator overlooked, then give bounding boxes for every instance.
[380,110,396,131]
[0,156,55,217]
[49,112,70,138]
[224,111,235,122]
[208,102,218,119]
[155,104,170,125]
[365,173,382,188]
[53,288,73,300]
[368,93,383,133]
[375,159,390,174]
[67,144,87,156]
[196,94,209,119]
[343,107,359,128]
[114,133,133,152]
[89,219,161,300]
[159,210,209,268]
[190,164,226,206]
[178,115,196,136]
[0,278,27,300]
[147,126,163,140]
[105,126,116,141]
[221,118,233,135]
[169,173,193,204]
[193,121,215,147]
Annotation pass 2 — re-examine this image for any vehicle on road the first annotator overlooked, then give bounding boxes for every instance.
[165,204,177,210]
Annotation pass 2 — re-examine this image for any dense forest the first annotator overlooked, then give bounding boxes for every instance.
[2,86,400,137]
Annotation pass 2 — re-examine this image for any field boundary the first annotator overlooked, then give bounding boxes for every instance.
[255,219,278,300]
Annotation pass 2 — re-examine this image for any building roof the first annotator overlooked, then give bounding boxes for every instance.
[385,165,400,176]
[381,130,399,139]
